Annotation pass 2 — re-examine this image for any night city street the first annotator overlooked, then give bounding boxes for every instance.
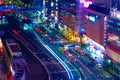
[0,0,120,80]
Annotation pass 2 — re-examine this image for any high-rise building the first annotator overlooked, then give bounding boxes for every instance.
[83,0,120,65]
[105,12,120,64]
[58,0,80,41]
[42,0,59,23]
[83,9,106,46]
[58,0,76,30]
[103,0,120,64]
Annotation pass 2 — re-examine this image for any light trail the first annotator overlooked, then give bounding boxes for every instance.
[44,45,74,80]
[34,32,74,80]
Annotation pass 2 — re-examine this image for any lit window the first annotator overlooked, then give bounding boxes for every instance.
[51,13,54,17]
[56,3,58,6]
[51,2,54,7]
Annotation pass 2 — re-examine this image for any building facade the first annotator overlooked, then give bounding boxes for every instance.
[83,9,106,46]
[105,15,120,64]
[58,0,77,28]
[42,0,59,22]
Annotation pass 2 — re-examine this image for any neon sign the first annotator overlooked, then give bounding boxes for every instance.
[84,1,92,8]
[110,8,120,19]
[80,0,92,8]
[84,11,99,22]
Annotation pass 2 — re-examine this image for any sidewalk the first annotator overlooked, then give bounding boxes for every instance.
[81,43,120,79]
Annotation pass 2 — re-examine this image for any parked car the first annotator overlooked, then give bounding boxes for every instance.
[74,45,85,55]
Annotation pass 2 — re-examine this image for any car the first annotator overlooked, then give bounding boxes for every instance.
[81,51,85,55]
[96,63,103,69]
[44,34,52,41]
[67,54,73,61]
[74,47,85,55]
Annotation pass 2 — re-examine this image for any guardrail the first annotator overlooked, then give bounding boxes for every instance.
[9,31,50,80]
[34,32,74,80]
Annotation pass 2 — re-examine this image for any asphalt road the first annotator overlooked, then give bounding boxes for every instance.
[67,46,114,80]
[17,30,69,80]
[34,31,82,80]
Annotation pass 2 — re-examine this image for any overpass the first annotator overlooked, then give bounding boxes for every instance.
[0,4,43,14]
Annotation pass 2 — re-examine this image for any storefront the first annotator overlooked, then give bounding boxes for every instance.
[105,16,120,64]
[108,33,120,50]
[82,35,105,64]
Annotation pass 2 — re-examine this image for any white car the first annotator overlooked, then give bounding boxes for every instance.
[96,63,103,69]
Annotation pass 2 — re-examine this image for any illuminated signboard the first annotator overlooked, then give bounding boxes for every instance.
[84,1,92,8]
[84,11,99,22]
[110,8,120,19]
[88,16,95,22]
[80,0,92,8]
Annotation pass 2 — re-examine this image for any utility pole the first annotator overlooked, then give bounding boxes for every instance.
[43,0,45,22]
[76,0,84,43]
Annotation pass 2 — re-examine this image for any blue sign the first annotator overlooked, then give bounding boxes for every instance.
[88,16,96,22]
[80,28,84,32]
